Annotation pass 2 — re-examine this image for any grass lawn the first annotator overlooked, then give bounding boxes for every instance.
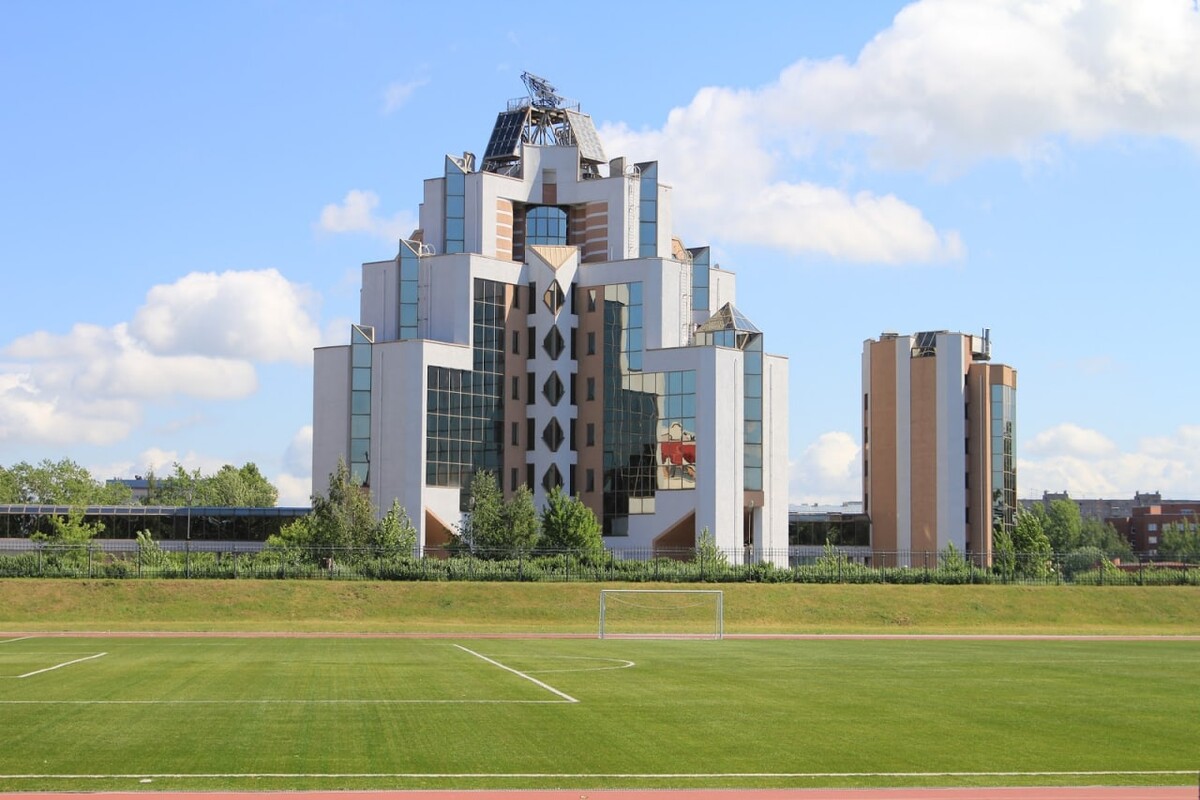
[1,579,1199,634]
[0,634,1198,792]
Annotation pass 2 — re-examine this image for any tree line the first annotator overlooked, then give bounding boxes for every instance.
[0,458,278,507]
[270,464,602,564]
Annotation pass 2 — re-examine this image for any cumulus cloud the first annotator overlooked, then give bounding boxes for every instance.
[131,269,320,365]
[381,77,429,114]
[790,431,861,505]
[768,0,1200,168]
[600,0,1200,263]
[0,270,321,447]
[1021,424,1200,499]
[282,425,312,476]
[1024,423,1118,458]
[317,189,417,242]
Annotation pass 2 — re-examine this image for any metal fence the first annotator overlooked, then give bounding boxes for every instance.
[0,539,1196,585]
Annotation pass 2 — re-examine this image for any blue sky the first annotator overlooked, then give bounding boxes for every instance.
[3,0,1199,507]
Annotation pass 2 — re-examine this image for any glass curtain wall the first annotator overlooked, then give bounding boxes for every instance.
[444,156,466,254]
[349,325,373,486]
[637,162,658,258]
[398,241,420,340]
[425,279,505,495]
[991,383,1017,533]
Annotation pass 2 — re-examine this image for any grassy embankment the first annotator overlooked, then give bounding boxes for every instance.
[1,579,1197,634]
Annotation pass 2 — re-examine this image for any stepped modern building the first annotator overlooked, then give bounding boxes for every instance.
[313,75,788,561]
[862,330,1017,564]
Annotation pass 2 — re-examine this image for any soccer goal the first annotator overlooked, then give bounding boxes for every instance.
[598,589,724,639]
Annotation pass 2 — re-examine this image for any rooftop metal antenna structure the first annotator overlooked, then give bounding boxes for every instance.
[521,71,564,109]
[481,72,606,178]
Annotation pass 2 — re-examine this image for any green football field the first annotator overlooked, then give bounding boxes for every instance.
[1,633,1197,792]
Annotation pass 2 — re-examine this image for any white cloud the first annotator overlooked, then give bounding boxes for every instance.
[0,269,321,448]
[602,85,963,264]
[274,472,313,508]
[600,0,1200,264]
[317,189,417,242]
[381,77,428,114]
[131,269,320,365]
[1021,424,1200,499]
[790,431,861,505]
[765,0,1200,169]
[1025,423,1117,458]
[283,425,312,476]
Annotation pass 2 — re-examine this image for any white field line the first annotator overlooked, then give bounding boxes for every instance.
[0,636,32,645]
[0,699,565,705]
[452,644,579,703]
[16,652,107,679]
[0,770,1194,779]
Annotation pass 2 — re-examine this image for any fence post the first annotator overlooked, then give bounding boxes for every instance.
[137,541,142,579]
[518,550,524,582]
[233,550,238,579]
[185,539,192,579]
[37,545,42,577]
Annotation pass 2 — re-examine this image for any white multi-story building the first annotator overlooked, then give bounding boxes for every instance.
[313,75,788,561]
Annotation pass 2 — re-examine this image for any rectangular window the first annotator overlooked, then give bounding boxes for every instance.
[586,468,595,493]
[570,328,577,360]
[863,393,869,411]
[586,423,595,447]
[570,373,577,404]
[512,286,520,310]
[527,372,535,405]
[526,463,535,490]
[587,331,596,355]
[511,330,520,354]
[510,468,518,492]
[511,375,520,401]
[527,326,536,359]
[569,464,576,496]
[587,377,595,401]
[511,421,519,446]
[528,282,536,307]
[526,418,535,451]
[587,289,597,312]
[569,418,577,451]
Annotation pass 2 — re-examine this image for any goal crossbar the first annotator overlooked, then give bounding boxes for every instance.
[598,589,724,640]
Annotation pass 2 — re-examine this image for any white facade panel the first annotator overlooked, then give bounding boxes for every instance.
[360,260,397,340]
[894,336,912,554]
[935,333,969,552]
[312,345,351,499]
[761,353,790,565]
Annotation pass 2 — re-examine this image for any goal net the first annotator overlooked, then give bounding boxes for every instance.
[598,589,724,639]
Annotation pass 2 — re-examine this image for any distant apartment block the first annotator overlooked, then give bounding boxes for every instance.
[862,330,1017,564]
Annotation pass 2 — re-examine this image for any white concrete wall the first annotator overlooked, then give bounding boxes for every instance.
[370,339,472,548]
[311,345,351,500]
[707,267,738,313]
[935,333,969,553]
[420,177,445,254]
[360,259,397,341]
[894,336,913,554]
[761,352,790,566]
[524,245,579,507]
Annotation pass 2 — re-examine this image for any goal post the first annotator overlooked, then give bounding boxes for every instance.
[598,589,724,640]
